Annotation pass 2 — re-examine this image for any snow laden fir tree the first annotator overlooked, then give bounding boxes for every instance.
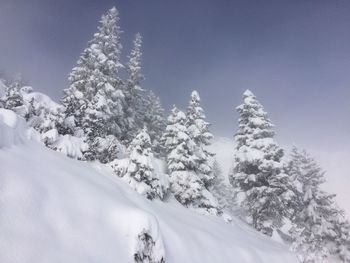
[186,90,215,187]
[143,90,166,156]
[230,90,293,236]
[287,147,350,262]
[123,33,146,143]
[114,128,167,200]
[61,7,125,163]
[163,105,219,215]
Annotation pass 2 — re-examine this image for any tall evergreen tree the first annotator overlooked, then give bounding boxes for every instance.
[163,106,219,214]
[288,147,347,262]
[61,7,125,139]
[61,7,125,162]
[143,90,166,156]
[186,90,214,187]
[230,90,293,236]
[124,33,145,143]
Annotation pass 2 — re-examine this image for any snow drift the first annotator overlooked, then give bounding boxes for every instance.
[0,109,27,147]
[0,111,298,263]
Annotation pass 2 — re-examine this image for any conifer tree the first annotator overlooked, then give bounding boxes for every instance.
[123,128,165,200]
[0,76,37,121]
[143,90,166,156]
[334,218,350,262]
[124,33,145,143]
[288,147,347,262]
[163,106,219,214]
[61,7,125,162]
[210,160,236,214]
[230,90,293,236]
[186,90,214,187]
[0,76,26,113]
[61,7,125,140]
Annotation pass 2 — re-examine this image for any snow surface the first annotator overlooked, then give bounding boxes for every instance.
[22,90,62,114]
[0,109,27,147]
[0,113,298,263]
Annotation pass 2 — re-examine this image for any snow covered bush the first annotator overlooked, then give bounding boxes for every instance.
[230,90,294,236]
[0,77,69,150]
[134,229,166,263]
[51,135,89,160]
[84,135,125,163]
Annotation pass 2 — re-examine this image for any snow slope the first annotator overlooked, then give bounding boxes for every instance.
[0,112,298,263]
[0,109,27,147]
[21,89,63,114]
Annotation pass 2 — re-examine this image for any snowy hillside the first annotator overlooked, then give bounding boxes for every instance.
[0,111,298,263]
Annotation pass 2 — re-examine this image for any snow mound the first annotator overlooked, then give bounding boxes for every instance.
[0,109,27,147]
[0,138,298,262]
[22,90,62,114]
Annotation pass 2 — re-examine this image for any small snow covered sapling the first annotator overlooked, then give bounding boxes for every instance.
[123,128,166,200]
[134,229,165,263]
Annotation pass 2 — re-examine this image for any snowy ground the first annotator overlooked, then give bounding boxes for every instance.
[0,110,298,263]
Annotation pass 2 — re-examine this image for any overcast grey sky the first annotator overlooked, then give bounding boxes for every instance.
[0,0,349,151]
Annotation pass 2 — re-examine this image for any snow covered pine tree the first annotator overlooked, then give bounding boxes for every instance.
[287,147,350,262]
[123,128,166,200]
[61,7,125,163]
[230,90,293,236]
[163,106,219,214]
[123,33,146,144]
[143,90,166,156]
[186,90,215,187]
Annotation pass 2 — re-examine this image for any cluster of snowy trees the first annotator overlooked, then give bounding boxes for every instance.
[60,7,165,163]
[230,90,350,262]
[1,6,349,263]
[111,89,219,215]
[0,7,217,214]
